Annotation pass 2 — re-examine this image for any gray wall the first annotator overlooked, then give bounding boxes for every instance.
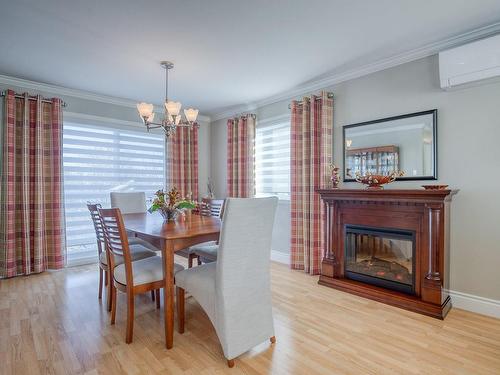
[0,82,211,197]
[210,55,500,301]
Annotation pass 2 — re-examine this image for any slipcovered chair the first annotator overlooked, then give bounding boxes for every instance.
[110,191,147,214]
[99,207,184,343]
[175,197,278,368]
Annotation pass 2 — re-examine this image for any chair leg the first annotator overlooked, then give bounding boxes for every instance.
[176,287,185,334]
[270,336,276,344]
[110,285,117,325]
[106,272,112,312]
[197,256,201,266]
[227,359,235,368]
[104,270,108,286]
[155,289,161,309]
[98,268,103,300]
[125,291,135,344]
[151,290,155,301]
[188,254,193,268]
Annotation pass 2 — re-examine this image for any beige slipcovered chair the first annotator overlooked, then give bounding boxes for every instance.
[110,191,147,214]
[99,207,185,343]
[175,197,278,368]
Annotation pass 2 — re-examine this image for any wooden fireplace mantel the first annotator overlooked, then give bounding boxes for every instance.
[317,188,458,319]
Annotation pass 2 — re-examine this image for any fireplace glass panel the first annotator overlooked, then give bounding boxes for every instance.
[345,226,415,294]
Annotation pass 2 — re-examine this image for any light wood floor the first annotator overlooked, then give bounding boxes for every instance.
[1,260,499,375]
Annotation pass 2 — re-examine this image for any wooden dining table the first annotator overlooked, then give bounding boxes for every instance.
[122,211,221,349]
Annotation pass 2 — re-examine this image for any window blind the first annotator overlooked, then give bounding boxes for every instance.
[255,121,291,199]
[63,122,165,263]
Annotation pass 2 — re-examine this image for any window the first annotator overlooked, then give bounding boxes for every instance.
[63,122,165,264]
[255,121,290,199]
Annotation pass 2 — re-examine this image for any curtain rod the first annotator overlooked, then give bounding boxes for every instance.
[287,92,334,109]
[0,91,67,107]
[232,113,256,120]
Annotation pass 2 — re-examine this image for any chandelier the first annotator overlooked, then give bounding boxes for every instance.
[136,61,199,137]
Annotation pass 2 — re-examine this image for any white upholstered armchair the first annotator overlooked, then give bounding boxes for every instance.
[175,197,278,368]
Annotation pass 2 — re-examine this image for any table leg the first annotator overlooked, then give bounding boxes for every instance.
[163,239,175,349]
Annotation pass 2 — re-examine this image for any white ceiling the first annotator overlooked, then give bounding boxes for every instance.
[1,0,500,116]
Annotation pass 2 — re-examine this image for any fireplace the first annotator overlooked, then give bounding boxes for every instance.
[344,225,415,294]
[317,189,457,319]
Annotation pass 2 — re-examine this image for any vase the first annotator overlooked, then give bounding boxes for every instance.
[159,208,180,222]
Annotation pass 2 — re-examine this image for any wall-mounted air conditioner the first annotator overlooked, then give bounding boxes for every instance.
[439,33,500,89]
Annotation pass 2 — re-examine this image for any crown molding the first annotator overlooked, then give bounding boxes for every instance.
[0,73,211,123]
[210,22,500,122]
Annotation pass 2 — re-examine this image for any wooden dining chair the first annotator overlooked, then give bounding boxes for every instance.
[98,207,184,343]
[190,198,225,264]
[87,203,159,311]
[180,198,225,267]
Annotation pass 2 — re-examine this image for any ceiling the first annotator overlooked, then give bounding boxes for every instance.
[1,0,500,117]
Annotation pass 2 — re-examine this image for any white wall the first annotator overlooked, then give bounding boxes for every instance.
[210,55,500,302]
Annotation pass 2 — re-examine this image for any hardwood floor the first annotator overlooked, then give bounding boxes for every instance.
[1,260,499,374]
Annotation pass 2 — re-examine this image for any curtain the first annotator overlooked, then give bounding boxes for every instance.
[227,115,255,197]
[0,90,66,277]
[290,91,333,274]
[167,126,199,200]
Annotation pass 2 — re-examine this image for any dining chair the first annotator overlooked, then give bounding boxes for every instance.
[188,198,225,265]
[178,198,225,267]
[175,197,278,367]
[99,207,185,343]
[110,191,147,214]
[87,203,159,311]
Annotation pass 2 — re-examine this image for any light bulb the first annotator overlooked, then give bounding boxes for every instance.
[137,102,154,118]
[165,101,182,117]
[184,108,199,123]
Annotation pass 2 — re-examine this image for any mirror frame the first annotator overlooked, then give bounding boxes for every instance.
[342,109,438,182]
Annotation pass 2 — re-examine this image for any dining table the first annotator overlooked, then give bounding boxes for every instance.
[122,211,221,349]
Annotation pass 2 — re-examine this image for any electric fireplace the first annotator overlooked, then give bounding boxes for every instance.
[344,225,415,294]
[317,188,458,319]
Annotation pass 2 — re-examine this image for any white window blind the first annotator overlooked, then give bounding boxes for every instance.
[255,121,291,199]
[63,122,165,264]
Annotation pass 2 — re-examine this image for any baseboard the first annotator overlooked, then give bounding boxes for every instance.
[271,250,290,265]
[449,290,500,319]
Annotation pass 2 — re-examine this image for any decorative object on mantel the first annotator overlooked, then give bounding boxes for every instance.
[422,184,449,190]
[136,61,199,137]
[149,188,196,222]
[316,188,458,319]
[329,164,340,188]
[355,170,405,189]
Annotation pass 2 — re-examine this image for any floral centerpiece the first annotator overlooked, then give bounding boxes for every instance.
[149,187,196,222]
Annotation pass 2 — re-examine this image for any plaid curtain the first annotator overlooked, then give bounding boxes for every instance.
[167,126,199,200]
[290,91,333,274]
[0,90,66,277]
[227,115,255,197]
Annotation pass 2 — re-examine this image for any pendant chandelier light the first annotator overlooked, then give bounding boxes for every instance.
[136,61,199,137]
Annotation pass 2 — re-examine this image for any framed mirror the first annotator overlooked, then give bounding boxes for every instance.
[343,110,437,181]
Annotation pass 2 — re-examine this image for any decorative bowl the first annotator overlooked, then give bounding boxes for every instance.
[355,171,404,190]
[421,184,449,190]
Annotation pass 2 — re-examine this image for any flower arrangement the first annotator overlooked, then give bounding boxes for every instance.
[149,187,196,221]
[329,164,340,188]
